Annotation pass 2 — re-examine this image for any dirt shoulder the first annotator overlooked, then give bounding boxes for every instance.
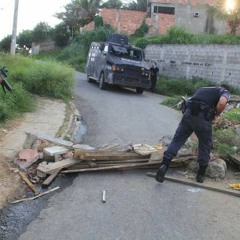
[0,96,67,209]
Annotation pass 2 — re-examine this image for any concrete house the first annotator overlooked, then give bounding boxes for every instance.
[83,0,239,35]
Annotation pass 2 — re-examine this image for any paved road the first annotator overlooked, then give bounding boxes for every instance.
[18,73,240,240]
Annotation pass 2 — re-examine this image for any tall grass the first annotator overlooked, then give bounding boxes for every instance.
[0,53,75,123]
[0,53,75,100]
[133,26,240,49]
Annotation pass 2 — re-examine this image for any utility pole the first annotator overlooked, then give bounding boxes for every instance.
[10,0,19,55]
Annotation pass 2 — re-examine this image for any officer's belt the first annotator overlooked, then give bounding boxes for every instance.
[187,100,212,110]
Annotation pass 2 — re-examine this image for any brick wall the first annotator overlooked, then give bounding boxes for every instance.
[145,44,240,88]
[83,8,147,35]
[82,4,240,35]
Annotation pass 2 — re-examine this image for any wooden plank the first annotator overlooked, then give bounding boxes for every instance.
[61,162,161,173]
[42,169,61,187]
[73,150,149,160]
[18,171,40,196]
[37,158,79,174]
[25,132,73,147]
[147,172,240,197]
[228,155,240,170]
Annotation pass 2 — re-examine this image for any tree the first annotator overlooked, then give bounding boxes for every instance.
[205,0,240,34]
[52,23,71,48]
[17,30,33,50]
[32,22,52,42]
[101,0,122,9]
[0,35,11,53]
[55,0,101,37]
[94,15,104,28]
[126,0,147,12]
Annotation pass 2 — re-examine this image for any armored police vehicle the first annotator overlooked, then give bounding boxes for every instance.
[86,34,151,94]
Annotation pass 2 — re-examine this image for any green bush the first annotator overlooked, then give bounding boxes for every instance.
[133,26,240,49]
[131,19,149,38]
[0,53,75,100]
[161,96,182,109]
[0,82,35,121]
[155,77,214,96]
[223,109,240,124]
[57,25,114,70]
[213,128,240,155]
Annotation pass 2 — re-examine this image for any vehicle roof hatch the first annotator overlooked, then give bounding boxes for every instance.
[106,34,128,45]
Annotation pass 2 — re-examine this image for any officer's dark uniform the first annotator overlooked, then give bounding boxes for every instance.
[156,86,230,183]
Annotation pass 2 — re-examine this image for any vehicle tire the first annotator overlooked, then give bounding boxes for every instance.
[87,75,93,83]
[99,72,106,90]
[136,87,144,94]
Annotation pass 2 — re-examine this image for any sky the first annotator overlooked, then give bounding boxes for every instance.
[0,0,135,41]
[0,0,70,41]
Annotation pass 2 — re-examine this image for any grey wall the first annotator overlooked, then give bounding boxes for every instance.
[145,44,240,88]
[174,5,226,34]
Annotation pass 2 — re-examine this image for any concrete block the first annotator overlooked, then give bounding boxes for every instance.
[43,146,69,156]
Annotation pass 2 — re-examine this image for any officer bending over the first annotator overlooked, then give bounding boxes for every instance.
[155,84,230,183]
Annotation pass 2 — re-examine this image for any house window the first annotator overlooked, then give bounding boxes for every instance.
[153,6,175,15]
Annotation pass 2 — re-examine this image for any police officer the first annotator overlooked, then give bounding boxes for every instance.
[150,61,159,93]
[155,84,230,183]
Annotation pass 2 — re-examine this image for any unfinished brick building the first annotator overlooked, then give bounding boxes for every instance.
[82,0,239,35]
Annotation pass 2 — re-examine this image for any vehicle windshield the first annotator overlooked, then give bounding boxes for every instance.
[109,45,142,60]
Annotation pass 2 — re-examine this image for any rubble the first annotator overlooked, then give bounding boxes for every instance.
[10,120,240,203]
[188,158,227,179]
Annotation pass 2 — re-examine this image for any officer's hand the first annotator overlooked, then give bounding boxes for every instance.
[0,76,3,84]
[213,116,220,124]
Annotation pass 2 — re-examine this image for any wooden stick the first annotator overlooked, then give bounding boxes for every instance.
[11,186,60,204]
[18,171,40,196]
[42,169,62,187]
[147,172,240,197]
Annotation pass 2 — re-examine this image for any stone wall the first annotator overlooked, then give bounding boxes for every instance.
[144,44,240,88]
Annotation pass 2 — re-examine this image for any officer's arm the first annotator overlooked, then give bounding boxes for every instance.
[216,96,228,116]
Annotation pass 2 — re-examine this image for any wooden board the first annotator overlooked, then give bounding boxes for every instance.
[37,158,79,174]
[147,172,240,197]
[62,162,161,173]
[42,169,62,187]
[228,155,240,170]
[18,171,40,196]
[73,150,149,160]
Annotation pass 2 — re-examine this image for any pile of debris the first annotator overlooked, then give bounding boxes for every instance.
[14,132,194,196]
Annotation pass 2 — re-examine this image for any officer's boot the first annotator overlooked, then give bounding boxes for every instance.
[196,164,208,183]
[155,160,170,183]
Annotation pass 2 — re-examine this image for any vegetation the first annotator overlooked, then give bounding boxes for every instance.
[223,108,240,124]
[0,53,75,123]
[213,128,240,155]
[156,76,215,97]
[133,26,240,49]
[131,19,149,38]
[55,0,100,37]
[57,25,114,71]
